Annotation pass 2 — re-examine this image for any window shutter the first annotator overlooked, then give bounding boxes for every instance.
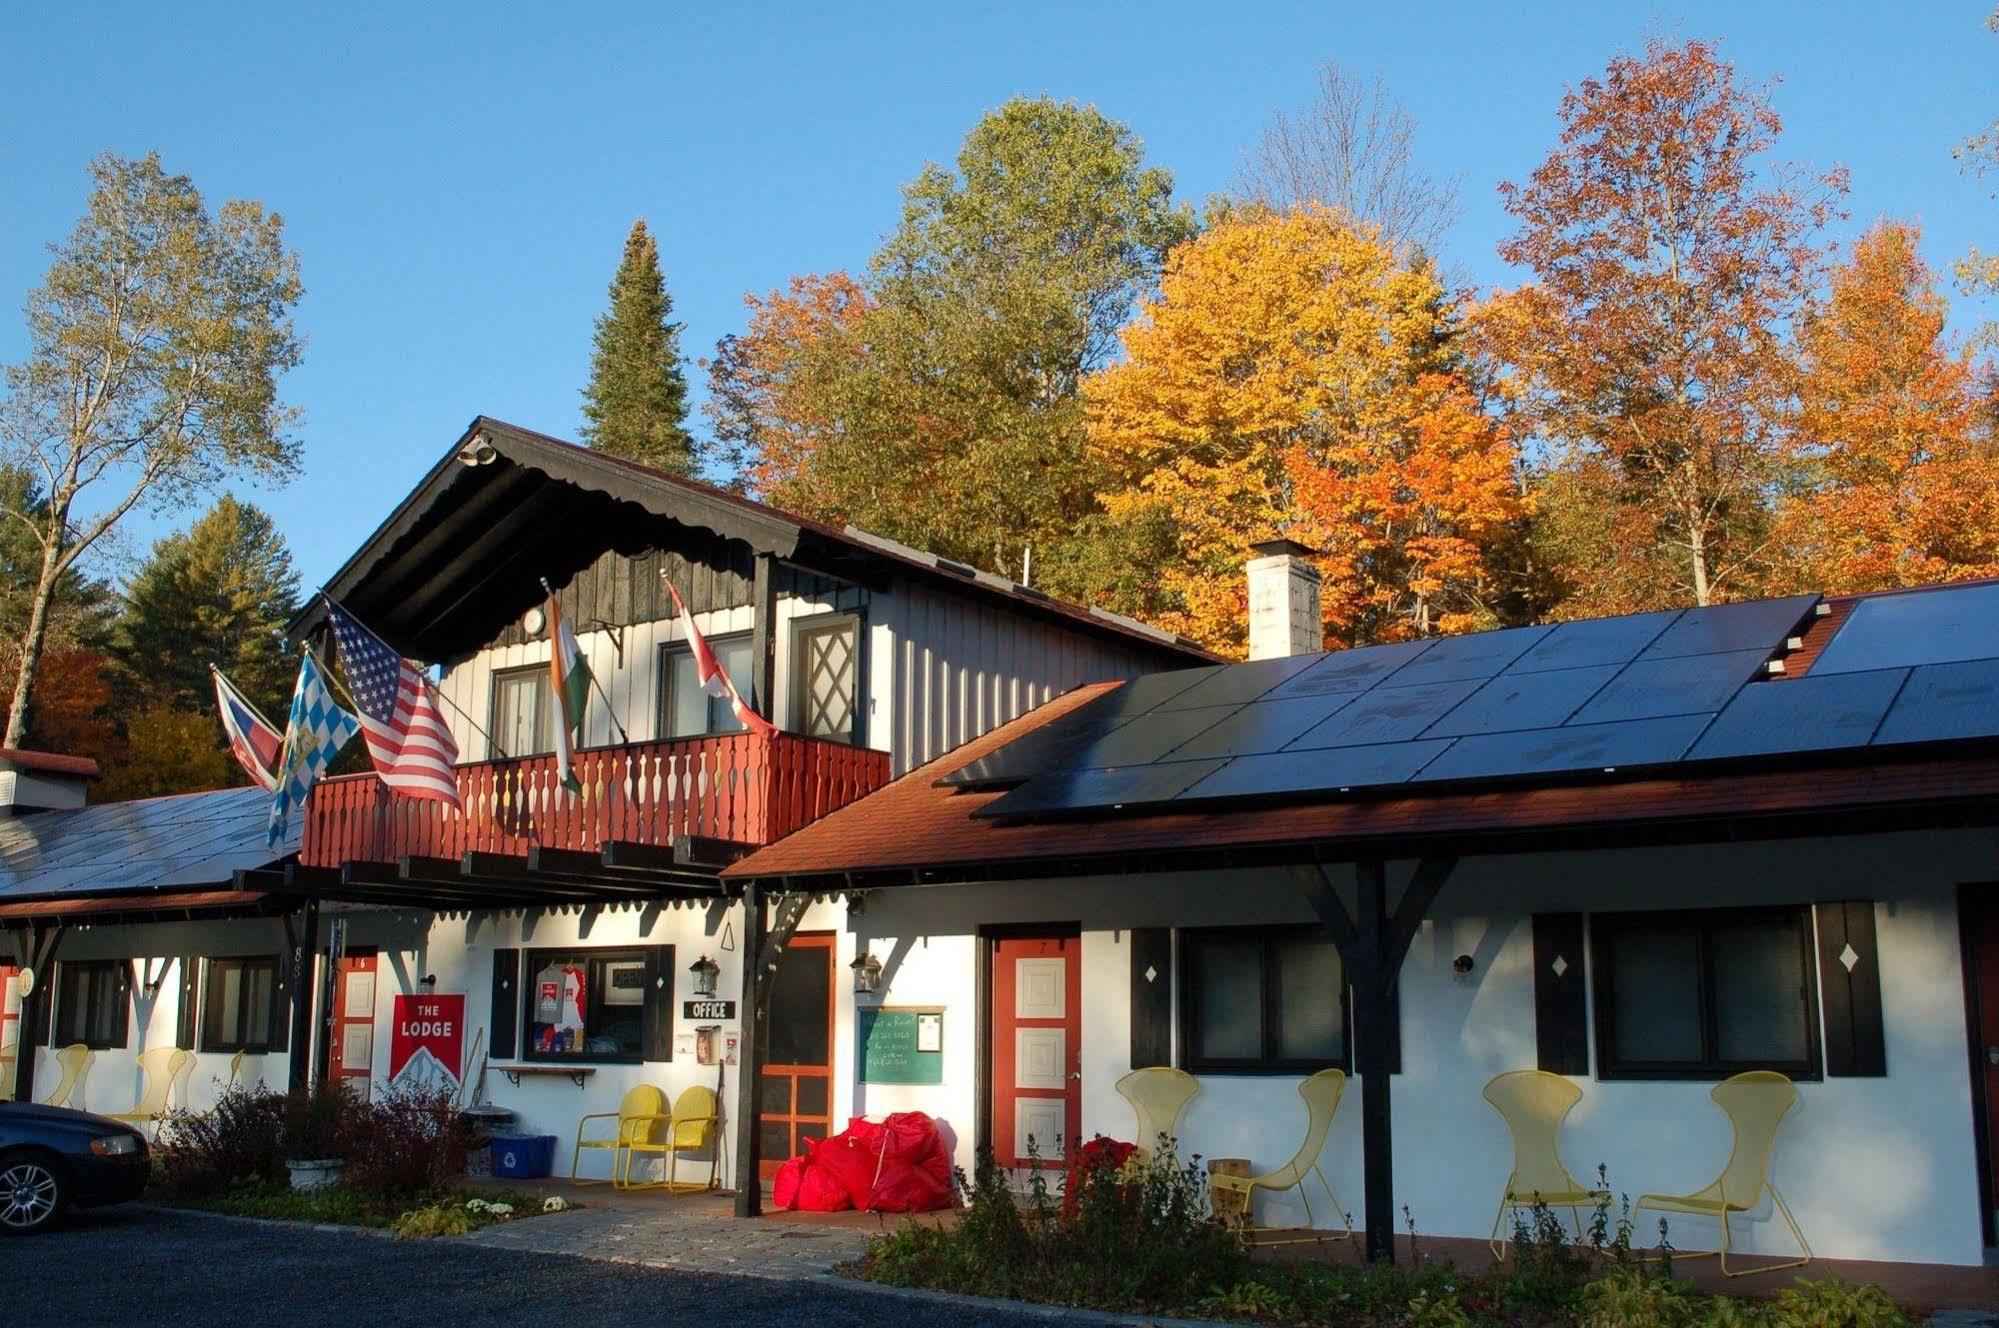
[1533,913,1590,1075]
[1129,928,1172,1069]
[268,955,291,1054]
[176,959,201,1052]
[489,949,520,1061]
[642,945,675,1062]
[1817,900,1886,1077]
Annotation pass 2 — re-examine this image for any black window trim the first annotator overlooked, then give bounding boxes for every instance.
[1177,925,1350,1076]
[54,959,131,1051]
[1590,904,1823,1083]
[521,946,649,1066]
[200,955,281,1055]
[488,663,554,760]
[659,631,755,740]
[787,609,866,747]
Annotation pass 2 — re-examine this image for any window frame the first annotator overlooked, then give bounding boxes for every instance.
[200,956,281,1055]
[788,610,864,746]
[1590,905,1823,1083]
[53,960,131,1051]
[488,664,555,759]
[1177,926,1349,1076]
[659,631,755,739]
[520,947,649,1066]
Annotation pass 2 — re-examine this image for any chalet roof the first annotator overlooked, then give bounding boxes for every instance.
[727,578,1999,887]
[0,785,293,907]
[298,416,1215,666]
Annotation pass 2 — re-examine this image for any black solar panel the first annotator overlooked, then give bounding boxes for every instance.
[1412,715,1713,784]
[1873,659,1999,746]
[978,759,1228,819]
[1287,679,1484,749]
[1264,639,1434,699]
[1567,649,1771,726]
[1164,693,1362,762]
[1177,741,1455,801]
[1377,625,1552,687]
[1505,610,1681,674]
[1687,670,1909,762]
[1155,653,1321,710]
[1423,665,1623,738]
[1812,583,1999,675]
[0,786,292,899]
[1068,705,1242,768]
[1637,594,1820,660]
[943,668,1223,788]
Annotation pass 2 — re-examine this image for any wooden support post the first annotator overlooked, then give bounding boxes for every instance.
[750,552,777,718]
[10,923,63,1105]
[732,883,768,1217]
[286,901,320,1099]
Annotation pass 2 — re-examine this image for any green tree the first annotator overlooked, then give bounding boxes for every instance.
[709,96,1196,583]
[581,219,695,473]
[0,151,303,747]
[0,466,119,759]
[95,706,235,802]
[111,494,301,719]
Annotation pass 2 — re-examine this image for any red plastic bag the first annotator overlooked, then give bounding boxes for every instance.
[771,1154,807,1210]
[863,1112,956,1213]
[812,1122,884,1209]
[867,1159,952,1212]
[795,1160,852,1212]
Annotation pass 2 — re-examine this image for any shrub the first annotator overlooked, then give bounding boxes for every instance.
[283,1086,354,1161]
[153,1083,288,1198]
[338,1081,466,1200]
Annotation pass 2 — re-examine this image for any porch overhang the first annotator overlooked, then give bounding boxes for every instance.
[234,841,732,914]
[0,888,273,925]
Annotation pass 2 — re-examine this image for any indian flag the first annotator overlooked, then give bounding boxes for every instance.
[546,595,592,793]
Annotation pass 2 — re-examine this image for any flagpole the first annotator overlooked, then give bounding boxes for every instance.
[311,593,508,760]
[209,662,283,736]
[540,577,631,747]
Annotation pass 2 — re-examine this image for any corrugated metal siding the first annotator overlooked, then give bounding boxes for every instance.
[879,581,1168,774]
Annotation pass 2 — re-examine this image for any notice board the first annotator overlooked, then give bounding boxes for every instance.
[857,1006,945,1085]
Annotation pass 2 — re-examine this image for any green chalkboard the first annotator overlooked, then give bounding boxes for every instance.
[857,1006,945,1085]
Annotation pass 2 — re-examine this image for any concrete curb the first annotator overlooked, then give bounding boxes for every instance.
[131,1202,404,1241]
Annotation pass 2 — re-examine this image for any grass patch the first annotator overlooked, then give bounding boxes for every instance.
[157,1180,565,1233]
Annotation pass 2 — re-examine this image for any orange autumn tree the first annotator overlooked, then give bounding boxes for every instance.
[1778,219,1999,591]
[1488,39,1846,615]
[1087,206,1519,655]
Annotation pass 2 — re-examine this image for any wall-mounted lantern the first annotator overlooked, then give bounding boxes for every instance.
[850,949,884,996]
[688,954,721,999]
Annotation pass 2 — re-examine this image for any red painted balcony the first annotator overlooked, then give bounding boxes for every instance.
[298,732,890,870]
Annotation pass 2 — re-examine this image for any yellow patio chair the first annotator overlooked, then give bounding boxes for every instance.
[226,1049,249,1090]
[1207,1068,1353,1247]
[629,1084,719,1194]
[571,1084,671,1188]
[1482,1070,1611,1257]
[110,1047,193,1135]
[42,1044,93,1108]
[1116,1066,1199,1160]
[1635,1071,1811,1277]
[0,1044,15,1102]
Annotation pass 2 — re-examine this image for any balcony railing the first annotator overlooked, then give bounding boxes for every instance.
[298,732,890,870]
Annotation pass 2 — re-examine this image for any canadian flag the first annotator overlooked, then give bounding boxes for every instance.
[665,581,778,737]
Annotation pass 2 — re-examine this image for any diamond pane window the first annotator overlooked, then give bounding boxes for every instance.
[794,618,860,745]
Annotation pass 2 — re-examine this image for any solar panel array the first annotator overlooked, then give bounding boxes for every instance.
[0,786,292,899]
[958,589,1999,821]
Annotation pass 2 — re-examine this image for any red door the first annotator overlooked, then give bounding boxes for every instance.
[760,933,835,1179]
[991,932,1081,1168]
[328,951,378,1099]
[0,965,18,1098]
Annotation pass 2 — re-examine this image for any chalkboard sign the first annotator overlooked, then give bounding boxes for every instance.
[857,1006,945,1085]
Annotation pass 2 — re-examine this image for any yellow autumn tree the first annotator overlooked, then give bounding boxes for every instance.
[1086,206,1520,655]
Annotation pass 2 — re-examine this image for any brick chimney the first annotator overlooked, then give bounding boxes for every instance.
[1246,539,1322,660]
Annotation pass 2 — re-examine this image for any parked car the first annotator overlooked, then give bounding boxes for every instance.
[0,1103,149,1234]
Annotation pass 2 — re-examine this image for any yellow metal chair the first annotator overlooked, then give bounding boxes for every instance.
[1482,1070,1611,1256]
[1116,1066,1199,1160]
[110,1047,193,1135]
[226,1050,250,1090]
[0,1044,14,1102]
[42,1044,93,1108]
[1207,1068,1353,1246]
[627,1084,719,1193]
[1635,1071,1811,1277]
[571,1084,672,1188]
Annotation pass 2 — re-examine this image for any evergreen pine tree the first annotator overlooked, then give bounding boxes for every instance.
[581,219,696,474]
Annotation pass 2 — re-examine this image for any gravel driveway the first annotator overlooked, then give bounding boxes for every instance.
[18,1206,1076,1328]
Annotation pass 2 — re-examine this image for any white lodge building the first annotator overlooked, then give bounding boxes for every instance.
[8,417,1999,1271]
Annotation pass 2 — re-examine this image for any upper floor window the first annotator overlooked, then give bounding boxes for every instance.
[54,960,130,1051]
[793,616,860,745]
[1179,927,1345,1075]
[662,634,754,739]
[491,666,554,758]
[1591,906,1820,1081]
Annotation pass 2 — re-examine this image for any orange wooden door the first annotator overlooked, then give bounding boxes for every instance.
[760,932,835,1179]
[991,932,1081,1167]
[0,965,18,1050]
[328,951,378,1099]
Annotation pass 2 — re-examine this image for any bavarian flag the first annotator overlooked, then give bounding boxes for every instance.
[546,594,592,794]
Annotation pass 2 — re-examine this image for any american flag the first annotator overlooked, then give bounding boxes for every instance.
[326,602,462,807]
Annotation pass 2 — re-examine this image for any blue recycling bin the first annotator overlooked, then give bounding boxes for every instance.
[489,1134,557,1180]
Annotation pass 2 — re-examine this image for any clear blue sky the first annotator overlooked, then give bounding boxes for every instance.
[3,2,1993,590]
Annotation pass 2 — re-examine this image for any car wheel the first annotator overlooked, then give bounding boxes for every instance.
[0,1151,68,1235]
